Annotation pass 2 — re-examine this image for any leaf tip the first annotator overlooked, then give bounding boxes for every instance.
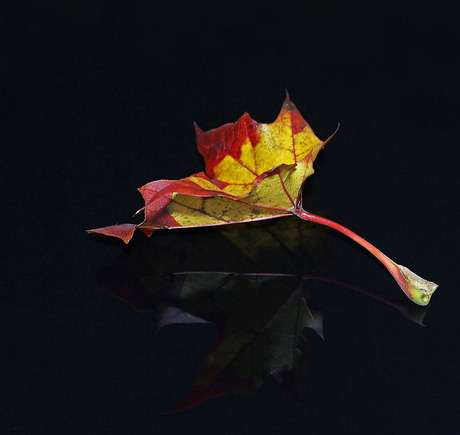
[193,121,203,135]
[284,88,291,102]
[281,91,297,113]
[86,224,137,244]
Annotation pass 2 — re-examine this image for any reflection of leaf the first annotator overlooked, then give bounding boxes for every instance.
[163,274,321,412]
[94,221,427,412]
[220,214,330,269]
[88,95,437,305]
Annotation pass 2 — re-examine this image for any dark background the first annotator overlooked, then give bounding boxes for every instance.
[3,1,459,433]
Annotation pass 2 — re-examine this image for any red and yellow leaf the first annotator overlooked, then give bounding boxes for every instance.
[88,95,325,242]
[88,94,438,306]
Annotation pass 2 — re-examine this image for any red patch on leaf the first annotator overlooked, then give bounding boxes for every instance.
[196,112,260,179]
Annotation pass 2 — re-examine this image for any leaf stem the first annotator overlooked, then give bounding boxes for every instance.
[294,208,438,305]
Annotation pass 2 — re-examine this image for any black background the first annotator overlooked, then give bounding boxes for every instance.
[3,1,460,433]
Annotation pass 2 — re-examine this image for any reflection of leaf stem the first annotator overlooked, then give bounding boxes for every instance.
[294,209,438,306]
[173,271,297,277]
[305,274,427,326]
[172,271,426,325]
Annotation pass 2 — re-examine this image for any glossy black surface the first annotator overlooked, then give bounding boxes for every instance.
[3,2,459,433]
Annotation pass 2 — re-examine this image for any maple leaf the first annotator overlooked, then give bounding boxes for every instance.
[90,94,327,242]
[88,94,438,306]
